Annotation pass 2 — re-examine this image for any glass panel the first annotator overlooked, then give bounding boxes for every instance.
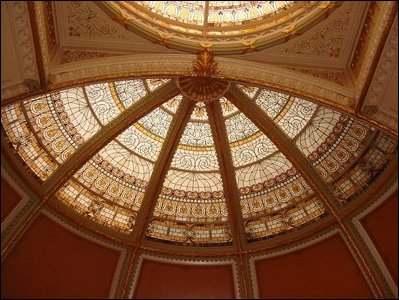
[56,179,135,233]
[114,79,147,108]
[208,1,293,25]
[23,96,76,165]
[137,107,173,139]
[1,102,58,181]
[58,88,101,141]
[85,83,122,125]
[147,104,232,246]
[54,103,174,232]
[137,1,205,25]
[276,97,317,139]
[255,89,290,119]
[161,94,182,114]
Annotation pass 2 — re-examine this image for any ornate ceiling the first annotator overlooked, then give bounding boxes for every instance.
[1,1,398,298]
[95,1,340,54]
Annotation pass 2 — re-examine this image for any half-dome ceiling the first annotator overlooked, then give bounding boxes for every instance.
[1,77,397,248]
[95,1,342,54]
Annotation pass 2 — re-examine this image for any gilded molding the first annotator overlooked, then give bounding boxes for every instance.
[120,100,195,297]
[350,2,376,76]
[205,101,247,249]
[33,1,51,80]
[42,1,57,56]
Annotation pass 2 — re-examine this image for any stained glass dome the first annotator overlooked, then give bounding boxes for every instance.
[1,75,397,248]
[135,1,293,25]
[95,1,342,54]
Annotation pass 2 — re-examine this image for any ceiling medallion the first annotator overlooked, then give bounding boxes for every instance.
[177,49,230,102]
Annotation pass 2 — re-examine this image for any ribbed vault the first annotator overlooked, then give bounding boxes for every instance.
[1,75,398,298]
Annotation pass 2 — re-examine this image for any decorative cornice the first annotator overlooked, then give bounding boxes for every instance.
[46,54,354,107]
[285,67,344,85]
[0,161,34,260]
[351,219,398,298]
[361,14,398,129]
[350,2,376,76]
[354,2,398,100]
[1,1,40,99]
[60,49,122,64]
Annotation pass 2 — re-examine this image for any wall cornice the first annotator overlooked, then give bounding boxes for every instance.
[1,1,40,99]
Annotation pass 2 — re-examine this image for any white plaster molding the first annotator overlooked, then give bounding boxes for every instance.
[362,14,398,131]
[1,1,40,99]
[129,252,241,299]
[41,209,127,299]
[351,180,398,298]
[355,3,397,99]
[363,14,398,105]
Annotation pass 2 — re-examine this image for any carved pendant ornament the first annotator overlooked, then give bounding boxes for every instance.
[177,50,230,102]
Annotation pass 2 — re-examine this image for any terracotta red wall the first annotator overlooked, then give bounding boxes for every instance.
[361,190,398,284]
[1,176,22,222]
[1,214,120,299]
[255,234,373,298]
[134,259,236,299]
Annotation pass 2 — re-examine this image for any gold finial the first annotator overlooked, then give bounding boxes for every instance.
[177,49,229,102]
[193,49,218,77]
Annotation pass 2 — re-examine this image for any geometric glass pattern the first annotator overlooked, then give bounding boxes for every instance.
[148,105,232,246]
[137,1,293,26]
[1,79,397,246]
